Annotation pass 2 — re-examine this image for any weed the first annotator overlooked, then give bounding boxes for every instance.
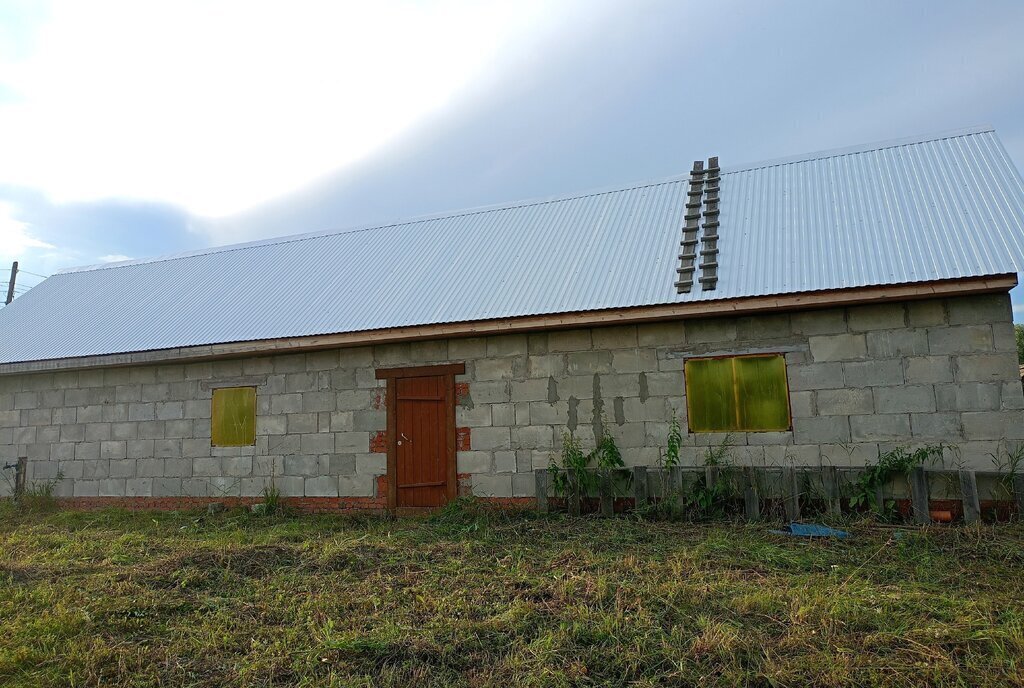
[850,445,944,516]
[1,510,1022,686]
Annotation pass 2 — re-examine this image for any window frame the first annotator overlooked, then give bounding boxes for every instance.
[210,386,257,447]
[683,352,793,433]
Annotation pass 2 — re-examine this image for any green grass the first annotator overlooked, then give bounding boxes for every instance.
[1,500,1022,687]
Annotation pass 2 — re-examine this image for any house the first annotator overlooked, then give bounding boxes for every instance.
[2,126,1024,510]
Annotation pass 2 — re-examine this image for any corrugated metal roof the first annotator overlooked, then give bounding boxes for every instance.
[2,125,1023,364]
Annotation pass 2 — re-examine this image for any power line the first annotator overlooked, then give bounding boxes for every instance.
[17,269,48,279]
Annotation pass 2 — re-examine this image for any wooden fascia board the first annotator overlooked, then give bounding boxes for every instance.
[0,274,1015,375]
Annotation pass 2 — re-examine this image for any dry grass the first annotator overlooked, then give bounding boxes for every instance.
[1,499,1022,687]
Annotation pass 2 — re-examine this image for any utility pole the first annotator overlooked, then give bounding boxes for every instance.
[4,261,16,305]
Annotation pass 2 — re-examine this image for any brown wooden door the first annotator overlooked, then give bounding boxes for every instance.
[394,375,450,507]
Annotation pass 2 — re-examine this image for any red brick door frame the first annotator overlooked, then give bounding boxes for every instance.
[375,363,464,510]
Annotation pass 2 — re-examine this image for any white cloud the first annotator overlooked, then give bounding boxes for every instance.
[0,1,566,217]
[0,201,54,257]
[98,254,133,263]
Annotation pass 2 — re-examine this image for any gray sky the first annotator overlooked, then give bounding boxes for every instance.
[3,0,1024,312]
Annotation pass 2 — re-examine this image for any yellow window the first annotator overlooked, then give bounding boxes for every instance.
[685,354,791,432]
[211,387,256,446]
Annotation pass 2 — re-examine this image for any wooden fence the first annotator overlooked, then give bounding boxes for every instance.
[535,466,1024,524]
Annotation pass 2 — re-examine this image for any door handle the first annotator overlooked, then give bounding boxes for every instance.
[398,432,410,446]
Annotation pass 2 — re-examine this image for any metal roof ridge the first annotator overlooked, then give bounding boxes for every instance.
[720,125,996,175]
[56,174,694,276]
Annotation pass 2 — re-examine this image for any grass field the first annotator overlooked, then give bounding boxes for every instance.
[1,501,1023,687]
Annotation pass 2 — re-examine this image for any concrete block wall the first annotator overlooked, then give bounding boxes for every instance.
[0,293,1021,503]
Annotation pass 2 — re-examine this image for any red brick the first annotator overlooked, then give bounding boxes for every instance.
[370,430,387,453]
[456,426,471,451]
[455,382,470,405]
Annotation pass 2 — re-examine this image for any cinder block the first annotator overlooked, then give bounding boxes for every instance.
[485,334,527,358]
[163,420,193,439]
[842,360,904,387]
[300,433,335,455]
[351,410,385,432]
[866,330,928,358]
[907,300,946,327]
[253,455,284,476]
[271,394,303,415]
[457,451,491,473]
[468,380,511,404]
[140,384,170,403]
[25,408,51,425]
[410,339,449,362]
[910,413,962,440]
[527,333,549,355]
[510,379,550,403]
[273,475,304,497]
[59,424,85,443]
[449,337,488,359]
[50,443,75,461]
[954,353,1018,382]
[621,397,670,422]
[613,422,647,448]
[355,454,385,474]
[256,415,287,435]
[335,431,370,453]
[83,422,109,442]
[850,414,911,441]
[136,458,164,477]
[301,392,336,413]
[927,326,993,354]
[873,385,935,413]
[338,474,375,497]
[512,472,536,497]
[526,354,566,378]
[493,451,517,473]
[1001,381,1024,410]
[193,457,221,476]
[994,321,1017,353]
[491,403,515,426]
[75,442,100,461]
[947,293,1011,326]
[847,303,906,331]
[456,405,491,427]
[137,419,164,440]
[601,374,641,398]
[125,478,153,497]
[510,426,554,450]
[155,401,184,421]
[904,356,953,384]
[108,458,136,478]
[608,349,657,375]
[809,333,867,362]
[111,423,138,441]
[305,476,339,497]
[793,416,851,443]
[284,455,320,476]
[337,346,373,368]
[163,457,192,477]
[153,439,182,459]
[787,362,845,390]
[737,313,792,340]
[820,442,878,467]
[637,321,685,347]
[527,402,566,425]
[472,426,512,451]
[961,411,1024,440]
[548,329,592,352]
[286,372,320,393]
[471,473,513,497]
[73,480,100,497]
[97,403,127,423]
[475,357,522,381]
[126,439,155,459]
[791,308,846,336]
[686,318,736,344]
[816,388,873,415]
[152,477,182,497]
[591,325,638,350]
[286,413,317,434]
[14,426,37,444]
